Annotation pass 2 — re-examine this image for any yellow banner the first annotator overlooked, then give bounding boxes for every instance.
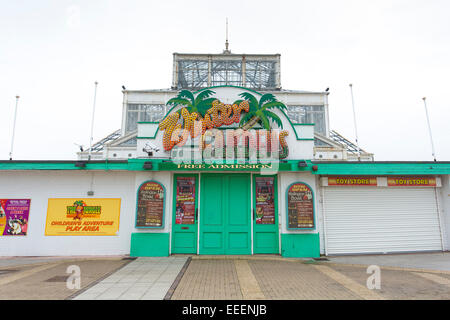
[45,198,121,236]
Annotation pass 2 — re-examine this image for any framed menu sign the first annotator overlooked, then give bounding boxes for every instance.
[136,181,165,228]
[255,177,275,224]
[287,182,315,230]
[175,177,196,225]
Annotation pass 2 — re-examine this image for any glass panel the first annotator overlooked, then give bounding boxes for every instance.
[245,60,276,89]
[126,104,166,133]
[255,177,275,224]
[286,105,326,134]
[175,177,196,225]
[177,60,209,88]
[211,60,242,86]
[140,104,165,122]
[126,110,138,132]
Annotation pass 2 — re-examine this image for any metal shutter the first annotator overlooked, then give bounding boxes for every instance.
[323,187,443,255]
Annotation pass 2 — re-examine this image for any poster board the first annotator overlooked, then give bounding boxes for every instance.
[0,199,31,236]
[136,181,165,228]
[255,177,275,224]
[45,198,121,235]
[175,177,196,225]
[287,183,315,230]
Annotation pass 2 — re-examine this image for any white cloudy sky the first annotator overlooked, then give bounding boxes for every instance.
[1,0,449,161]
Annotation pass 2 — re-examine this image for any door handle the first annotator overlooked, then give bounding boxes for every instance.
[253,208,255,220]
[195,208,198,221]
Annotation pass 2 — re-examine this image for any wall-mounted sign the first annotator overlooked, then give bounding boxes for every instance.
[158,89,290,159]
[136,181,165,228]
[0,199,31,236]
[45,198,121,235]
[287,183,314,229]
[387,177,436,187]
[175,177,196,225]
[328,176,377,186]
[174,163,274,170]
[255,177,275,224]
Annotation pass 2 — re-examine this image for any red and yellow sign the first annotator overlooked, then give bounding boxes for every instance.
[328,176,377,186]
[45,198,121,235]
[387,177,436,187]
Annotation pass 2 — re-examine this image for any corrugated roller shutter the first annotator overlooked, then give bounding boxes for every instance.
[324,187,443,255]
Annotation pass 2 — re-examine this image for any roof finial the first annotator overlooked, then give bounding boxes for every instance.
[224,18,230,54]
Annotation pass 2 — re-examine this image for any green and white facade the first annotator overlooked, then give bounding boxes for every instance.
[0,51,449,257]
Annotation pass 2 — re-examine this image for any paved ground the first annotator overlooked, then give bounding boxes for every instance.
[0,257,129,300]
[73,256,187,300]
[324,252,450,272]
[0,253,449,300]
[171,255,450,300]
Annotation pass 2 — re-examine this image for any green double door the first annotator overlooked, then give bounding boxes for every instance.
[171,173,279,255]
[200,173,251,254]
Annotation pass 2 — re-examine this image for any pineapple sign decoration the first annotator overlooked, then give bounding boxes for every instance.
[158,89,290,159]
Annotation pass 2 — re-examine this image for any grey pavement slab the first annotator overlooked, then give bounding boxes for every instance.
[324,252,450,272]
[72,256,187,300]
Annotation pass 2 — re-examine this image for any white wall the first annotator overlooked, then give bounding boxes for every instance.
[0,170,170,256]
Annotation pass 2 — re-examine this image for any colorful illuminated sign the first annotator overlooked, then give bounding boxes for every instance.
[328,176,377,186]
[387,177,437,187]
[158,89,290,159]
[0,199,31,236]
[136,181,165,228]
[45,198,121,235]
[287,183,314,229]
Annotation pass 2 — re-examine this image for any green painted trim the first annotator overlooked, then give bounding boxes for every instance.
[136,136,157,139]
[130,232,169,257]
[2,160,449,175]
[286,182,316,231]
[281,233,320,258]
[311,162,450,175]
[293,123,315,126]
[0,161,129,171]
[135,180,166,229]
[137,121,160,124]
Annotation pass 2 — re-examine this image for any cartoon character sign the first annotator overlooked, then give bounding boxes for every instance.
[73,200,87,220]
[0,199,31,236]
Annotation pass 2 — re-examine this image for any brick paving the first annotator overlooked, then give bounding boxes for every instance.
[248,260,360,300]
[0,255,449,300]
[171,259,242,300]
[329,264,450,300]
[171,258,450,300]
[0,258,129,300]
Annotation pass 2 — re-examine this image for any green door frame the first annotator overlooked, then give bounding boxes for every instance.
[171,174,199,254]
[200,173,251,255]
[252,174,280,254]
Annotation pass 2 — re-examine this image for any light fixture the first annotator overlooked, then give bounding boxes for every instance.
[75,161,86,168]
[298,160,308,168]
[143,161,153,170]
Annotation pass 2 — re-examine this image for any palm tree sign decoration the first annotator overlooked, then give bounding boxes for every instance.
[166,89,216,119]
[236,92,287,130]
